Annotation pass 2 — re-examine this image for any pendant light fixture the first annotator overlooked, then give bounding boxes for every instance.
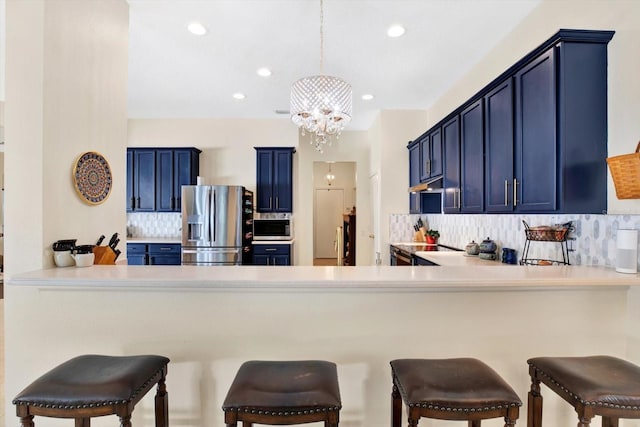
[290,0,353,153]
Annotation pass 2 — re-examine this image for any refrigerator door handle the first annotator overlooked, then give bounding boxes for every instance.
[209,187,215,244]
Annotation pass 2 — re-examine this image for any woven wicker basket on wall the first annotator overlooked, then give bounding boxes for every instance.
[607,141,640,199]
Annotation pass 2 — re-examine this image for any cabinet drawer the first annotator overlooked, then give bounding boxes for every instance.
[253,244,290,256]
[127,243,147,254]
[148,243,181,255]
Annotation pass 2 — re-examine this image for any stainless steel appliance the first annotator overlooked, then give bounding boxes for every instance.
[181,185,253,265]
[252,218,292,241]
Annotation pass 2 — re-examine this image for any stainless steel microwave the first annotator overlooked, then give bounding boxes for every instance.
[253,218,292,241]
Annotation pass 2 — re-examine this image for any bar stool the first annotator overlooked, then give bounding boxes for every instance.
[13,354,169,427]
[222,360,342,427]
[391,358,521,427]
[528,356,640,427]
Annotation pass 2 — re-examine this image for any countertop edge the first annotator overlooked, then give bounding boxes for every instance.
[6,265,639,292]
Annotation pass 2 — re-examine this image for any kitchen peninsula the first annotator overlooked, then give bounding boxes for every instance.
[5,265,640,427]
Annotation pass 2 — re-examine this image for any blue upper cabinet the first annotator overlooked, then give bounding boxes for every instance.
[133,149,156,212]
[126,149,134,212]
[255,147,295,213]
[408,141,421,213]
[408,29,613,214]
[460,100,484,213]
[442,116,460,213]
[485,79,514,212]
[514,48,557,212]
[156,148,201,212]
[128,147,200,213]
[419,130,443,182]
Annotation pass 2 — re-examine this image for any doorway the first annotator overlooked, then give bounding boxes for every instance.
[312,161,356,266]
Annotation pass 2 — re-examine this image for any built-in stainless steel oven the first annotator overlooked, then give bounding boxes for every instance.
[253,218,292,241]
[390,246,413,266]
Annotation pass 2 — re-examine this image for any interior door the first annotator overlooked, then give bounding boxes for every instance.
[314,189,344,259]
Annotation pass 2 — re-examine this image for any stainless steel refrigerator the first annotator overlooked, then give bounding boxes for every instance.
[181,185,253,265]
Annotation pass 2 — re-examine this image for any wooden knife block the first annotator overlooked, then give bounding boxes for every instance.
[93,246,116,265]
[413,227,426,242]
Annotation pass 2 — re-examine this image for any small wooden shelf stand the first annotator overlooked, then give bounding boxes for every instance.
[342,214,356,266]
[520,221,573,266]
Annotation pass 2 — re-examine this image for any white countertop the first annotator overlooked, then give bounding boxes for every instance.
[127,237,182,244]
[415,251,508,266]
[7,264,640,291]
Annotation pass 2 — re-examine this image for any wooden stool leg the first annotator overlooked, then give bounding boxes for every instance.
[408,407,420,427]
[325,409,339,427]
[75,418,90,427]
[155,377,168,427]
[602,418,619,427]
[392,384,402,427]
[242,422,253,427]
[469,420,481,427]
[119,415,132,427]
[19,415,34,427]
[505,405,519,427]
[577,406,594,427]
[527,375,543,427]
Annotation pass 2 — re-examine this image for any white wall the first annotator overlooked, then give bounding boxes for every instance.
[4,0,129,275]
[425,0,640,215]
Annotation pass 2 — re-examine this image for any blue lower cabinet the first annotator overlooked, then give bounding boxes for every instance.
[127,243,181,266]
[253,244,291,266]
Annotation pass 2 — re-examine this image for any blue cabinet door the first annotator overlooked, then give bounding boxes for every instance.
[127,254,147,265]
[460,100,484,213]
[430,129,443,178]
[174,149,199,212]
[253,254,270,265]
[273,254,291,266]
[515,47,556,212]
[134,150,156,212]
[256,149,274,212]
[155,149,174,212]
[408,142,421,213]
[273,149,293,212]
[255,148,294,213]
[126,149,134,212]
[442,116,460,213]
[253,244,291,265]
[419,131,442,182]
[485,79,514,212]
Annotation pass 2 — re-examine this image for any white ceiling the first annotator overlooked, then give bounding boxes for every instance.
[1,1,543,131]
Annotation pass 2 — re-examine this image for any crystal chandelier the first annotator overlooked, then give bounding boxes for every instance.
[291,0,352,153]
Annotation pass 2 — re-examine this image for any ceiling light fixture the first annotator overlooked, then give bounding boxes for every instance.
[257,67,272,77]
[187,22,207,36]
[232,93,246,100]
[326,163,336,186]
[362,94,374,101]
[290,0,352,153]
[387,25,405,38]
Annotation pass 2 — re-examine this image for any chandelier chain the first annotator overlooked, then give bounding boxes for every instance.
[320,0,324,75]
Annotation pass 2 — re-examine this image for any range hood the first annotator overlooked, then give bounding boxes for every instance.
[409,175,443,193]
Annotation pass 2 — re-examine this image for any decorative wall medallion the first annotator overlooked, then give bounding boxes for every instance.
[72,151,112,205]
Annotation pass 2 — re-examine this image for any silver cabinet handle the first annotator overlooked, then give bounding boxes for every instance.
[269,196,272,209]
[265,248,277,252]
[513,178,518,207]
[458,188,461,209]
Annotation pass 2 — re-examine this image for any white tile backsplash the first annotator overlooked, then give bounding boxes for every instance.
[390,213,640,267]
[127,213,181,238]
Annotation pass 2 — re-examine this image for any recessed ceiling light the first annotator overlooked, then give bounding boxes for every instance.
[387,25,405,38]
[187,22,207,36]
[362,94,374,101]
[257,68,272,77]
[232,93,246,100]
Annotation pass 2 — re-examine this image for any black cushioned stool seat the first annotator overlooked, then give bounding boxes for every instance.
[223,360,342,427]
[528,356,640,427]
[391,358,521,427]
[13,354,169,427]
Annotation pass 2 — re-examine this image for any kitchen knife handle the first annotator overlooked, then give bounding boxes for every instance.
[513,178,518,207]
